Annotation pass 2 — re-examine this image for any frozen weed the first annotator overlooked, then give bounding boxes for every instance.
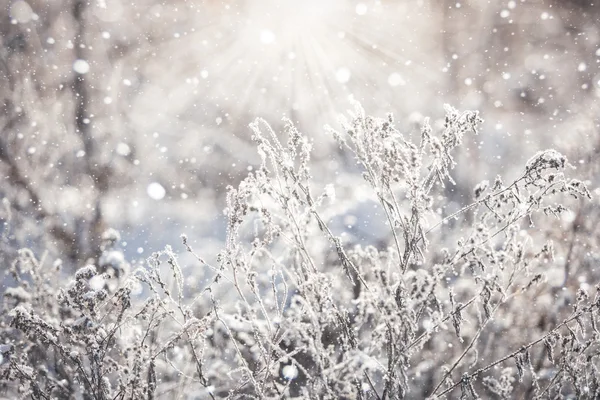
[1,105,597,399]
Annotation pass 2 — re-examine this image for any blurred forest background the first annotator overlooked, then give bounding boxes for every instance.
[1,0,599,270]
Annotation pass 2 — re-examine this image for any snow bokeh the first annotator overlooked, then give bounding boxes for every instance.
[0,0,598,308]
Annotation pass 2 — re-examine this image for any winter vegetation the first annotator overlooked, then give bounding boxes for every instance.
[1,104,598,399]
[1,0,600,399]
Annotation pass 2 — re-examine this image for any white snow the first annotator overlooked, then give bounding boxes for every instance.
[282,364,298,380]
[73,59,90,74]
[336,67,351,84]
[147,182,166,200]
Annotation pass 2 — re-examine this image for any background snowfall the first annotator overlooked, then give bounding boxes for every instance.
[0,0,599,271]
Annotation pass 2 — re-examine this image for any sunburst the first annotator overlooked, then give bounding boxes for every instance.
[131,0,444,147]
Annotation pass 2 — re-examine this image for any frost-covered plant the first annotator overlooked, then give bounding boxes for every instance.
[1,105,597,399]
[0,238,215,399]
